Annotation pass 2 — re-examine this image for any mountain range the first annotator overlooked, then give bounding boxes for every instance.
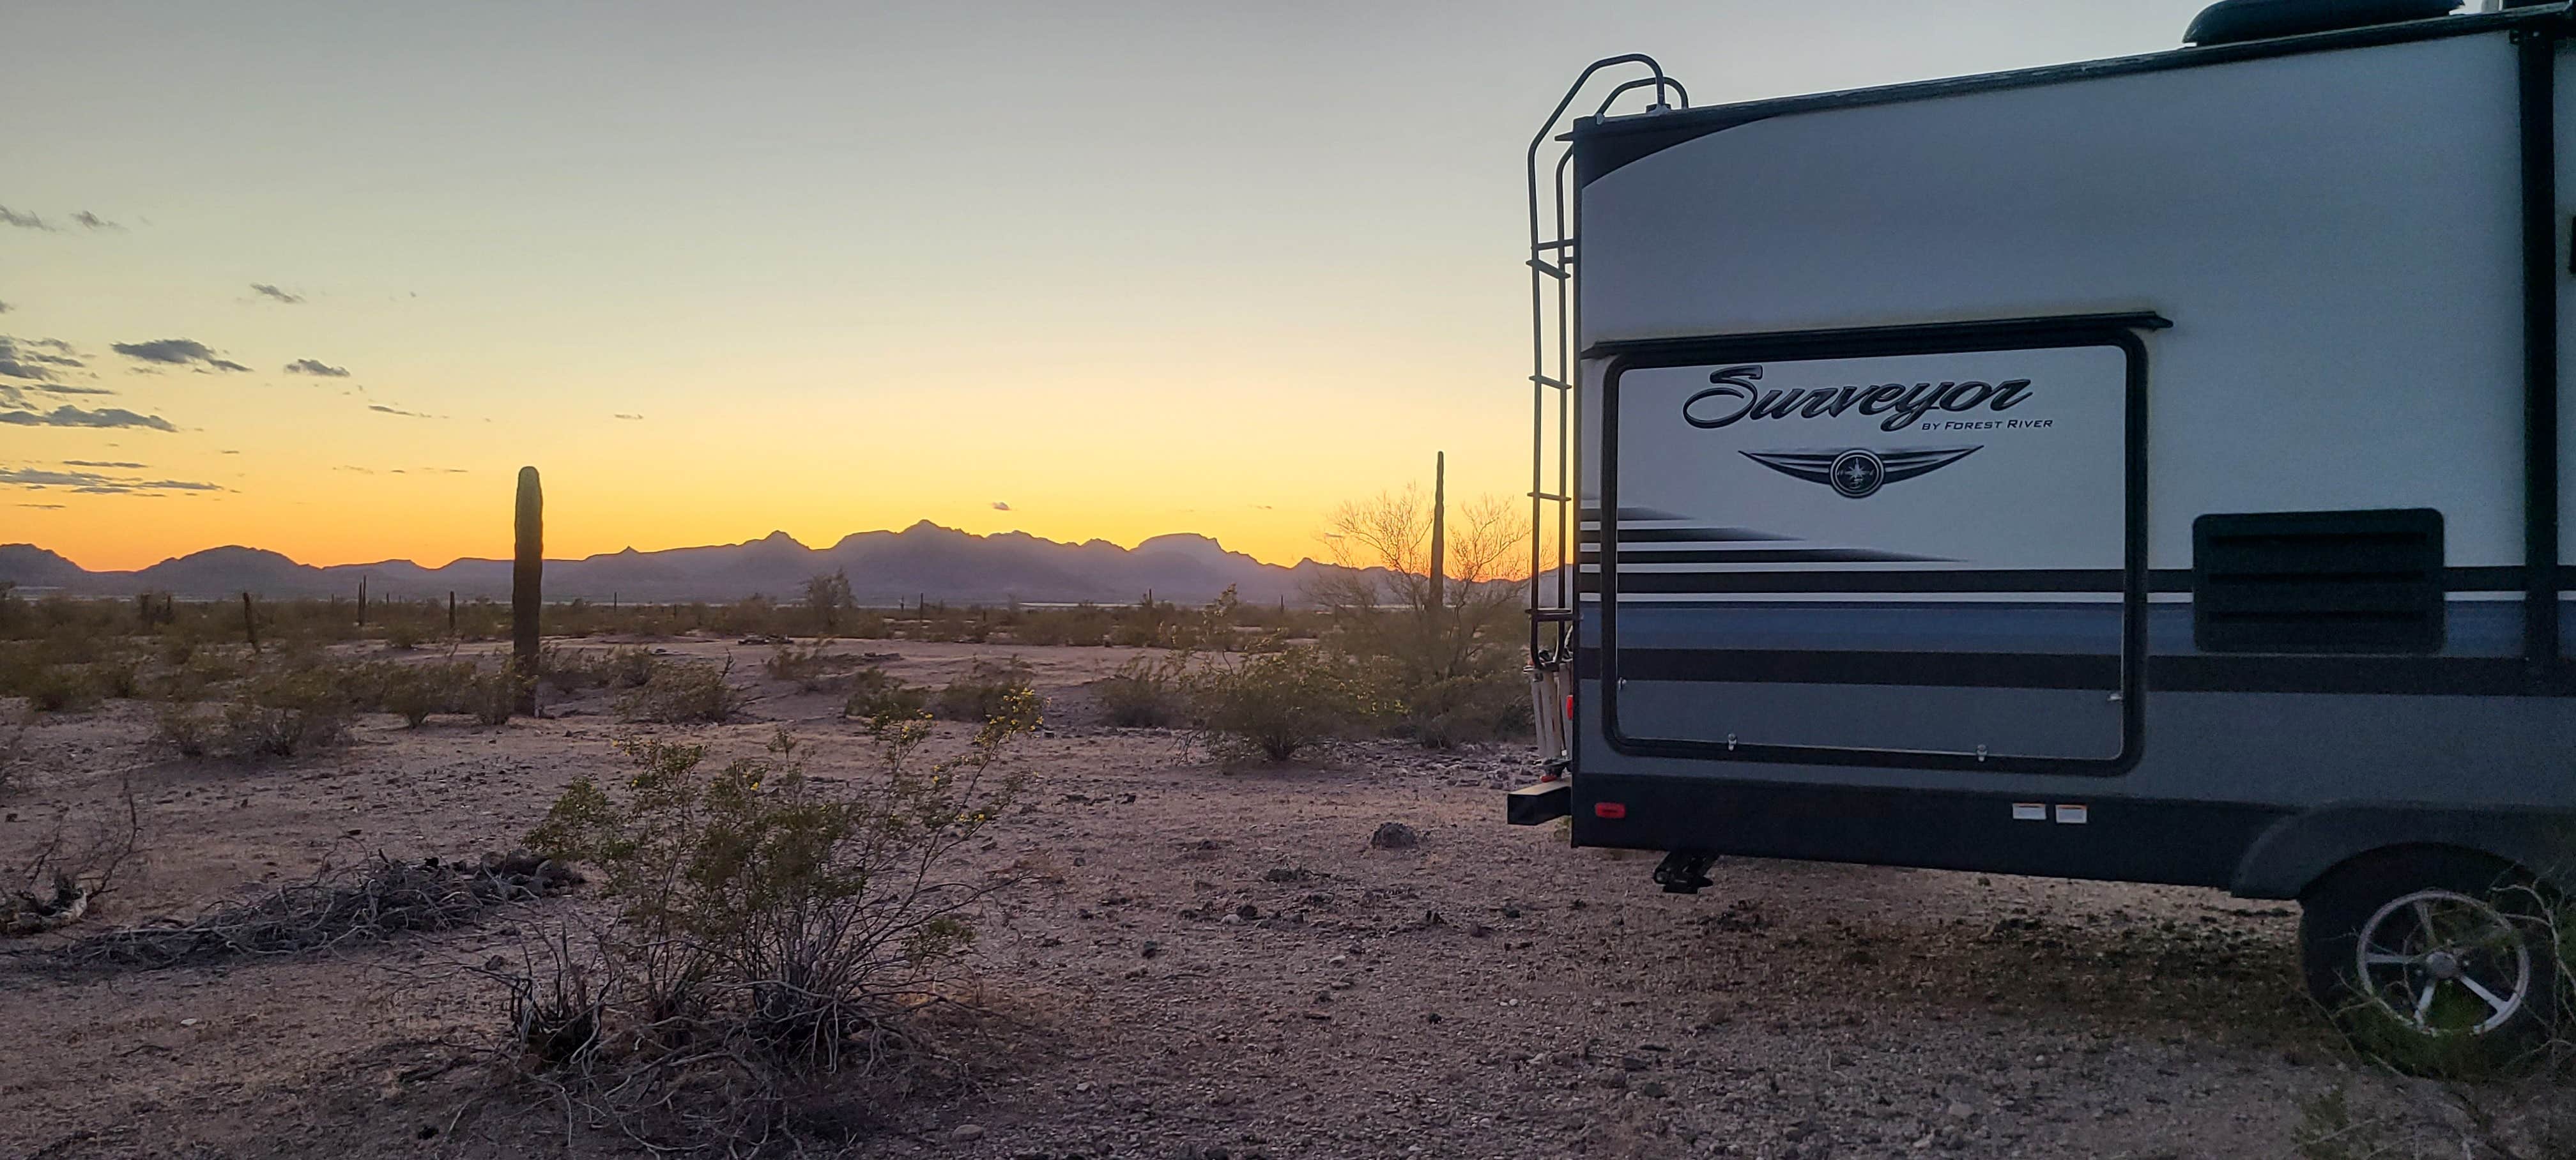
[0,521,1386,606]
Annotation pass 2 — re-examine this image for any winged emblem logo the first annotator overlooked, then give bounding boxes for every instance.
[1740,446,1981,499]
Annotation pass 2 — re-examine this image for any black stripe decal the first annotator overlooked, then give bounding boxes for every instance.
[1577,526,1797,544]
[1577,565,2555,595]
[1575,547,1937,564]
[1588,648,2543,696]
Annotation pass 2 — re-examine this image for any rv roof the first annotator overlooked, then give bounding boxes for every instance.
[1570,3,2562,188]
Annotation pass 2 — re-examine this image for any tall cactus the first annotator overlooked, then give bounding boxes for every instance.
[1429,450,1446,609]
[512,466,543,716]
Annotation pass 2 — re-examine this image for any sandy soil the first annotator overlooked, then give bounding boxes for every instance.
[0,639,2386,1159]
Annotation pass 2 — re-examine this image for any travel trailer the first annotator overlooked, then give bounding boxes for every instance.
[1512,0,2576,1055]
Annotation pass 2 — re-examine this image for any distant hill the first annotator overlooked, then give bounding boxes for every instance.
[0,521,1393,606]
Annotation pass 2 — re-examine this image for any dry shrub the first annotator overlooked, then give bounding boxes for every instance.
[381,660,482,728]
[764,644,863,692]
[17,660,105,713]
[1097,652,1190,728]
[61,852,576,969]
[2295,880,2576,1160]
[842,667,928,724]
[1188,643,1386,763]
[542,644,660,692]
[220,662,353,756]
[503,708,1039,1144]
[0,708,30,795]
[151,700,218,758]
[933,656,1036,723]
[1401,670,1532,749]
[3,775,144,936]
[1308,485,1532,747]
[615,659,742,724]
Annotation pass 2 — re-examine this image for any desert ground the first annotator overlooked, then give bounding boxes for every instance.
[0,639,2412,1159]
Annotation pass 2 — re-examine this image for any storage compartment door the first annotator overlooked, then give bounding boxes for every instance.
[1593,332,2142,773]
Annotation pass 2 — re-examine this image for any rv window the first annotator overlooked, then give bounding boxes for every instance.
[2191,509,2444,655]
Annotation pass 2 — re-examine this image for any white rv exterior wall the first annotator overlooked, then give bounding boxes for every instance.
[1581,33,2528,572]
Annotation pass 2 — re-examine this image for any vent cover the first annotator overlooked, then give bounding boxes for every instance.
[2192,508,2445,654]
[2184,0,2459,47]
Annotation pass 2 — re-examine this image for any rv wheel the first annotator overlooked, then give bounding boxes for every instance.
[2298,848,2558,1073]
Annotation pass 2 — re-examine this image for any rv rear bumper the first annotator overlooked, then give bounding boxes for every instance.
[1506,780,1571,826]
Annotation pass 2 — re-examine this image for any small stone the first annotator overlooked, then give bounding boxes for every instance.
[1236,903,1261,920]
[1620,1055,1648,1071]
[1500,904,1522,919]
[1945,1101,1975,1120]
[1638,1080,1669,1099]
[1075,1081,1095,1094]
[951,1124,986,1142]
[179,1018,201,1028]
[1140,940,1161,959]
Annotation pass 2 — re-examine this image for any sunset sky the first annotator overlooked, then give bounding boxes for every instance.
[6,1,2212,572]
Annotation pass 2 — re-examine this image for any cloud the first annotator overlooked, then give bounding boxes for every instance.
[0,405,178,431]
[611,413,643,421]
[991,501,1011,511]
[112,338,250,372]
[72,211,122,231]
[0,206,51,231]
[250,283,303,305]
[0,466,218,494]
[16,503,65,510]
[336,465,374,474]
[1,383,118,411]
[0,301,12,314]
[283,358,349,377]
[63,460,146,469]
[0,336,88,381]
[367,403,437,418]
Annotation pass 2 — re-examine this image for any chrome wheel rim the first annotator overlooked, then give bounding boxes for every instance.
[2355,889,2532,1036]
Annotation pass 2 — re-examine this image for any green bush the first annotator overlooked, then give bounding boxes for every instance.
[614,660,741,724]
[1188,644,1386,763]
[935,656,1038,724]
[1097,652,1190,728]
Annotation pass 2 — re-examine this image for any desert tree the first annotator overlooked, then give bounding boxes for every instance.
[1308,482,1527,695]
[803,569,855,634]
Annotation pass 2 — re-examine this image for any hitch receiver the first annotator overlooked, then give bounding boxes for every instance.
[1653,850,1717,894]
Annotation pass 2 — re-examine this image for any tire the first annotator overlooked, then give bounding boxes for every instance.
[2298,846,2559,1074]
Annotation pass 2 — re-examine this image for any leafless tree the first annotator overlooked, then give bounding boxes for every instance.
[1308,485,1527,689]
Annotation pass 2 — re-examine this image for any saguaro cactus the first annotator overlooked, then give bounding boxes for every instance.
[512,466,543,716]
[1429,450,1447,609]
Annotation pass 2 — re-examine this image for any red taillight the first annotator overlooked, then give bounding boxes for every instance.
[1594,802,1627,820]
[1563,693,1575,720]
